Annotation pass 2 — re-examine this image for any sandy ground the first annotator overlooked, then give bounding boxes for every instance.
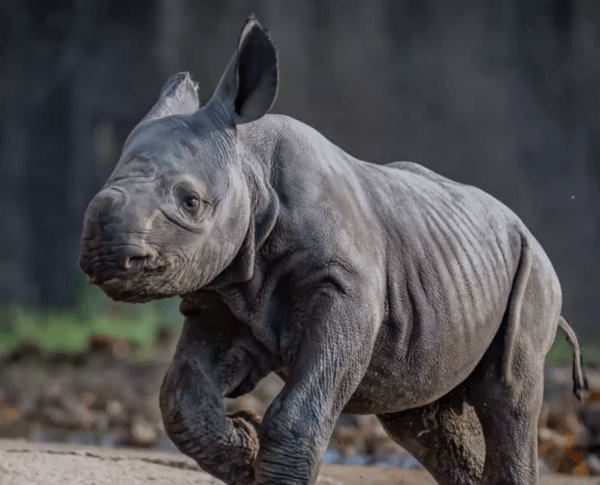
[0,439,598,485]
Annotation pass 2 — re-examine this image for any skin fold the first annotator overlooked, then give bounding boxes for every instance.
[79,17,588,485]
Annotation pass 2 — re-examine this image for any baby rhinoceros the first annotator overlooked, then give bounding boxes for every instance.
[79,17,588,485]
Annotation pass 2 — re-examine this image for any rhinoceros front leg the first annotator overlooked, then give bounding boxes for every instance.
[161,358,261,484]
[253,292,374,485]
[160,300,274,485]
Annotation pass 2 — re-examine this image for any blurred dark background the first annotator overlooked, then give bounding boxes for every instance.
[1,0,599,338]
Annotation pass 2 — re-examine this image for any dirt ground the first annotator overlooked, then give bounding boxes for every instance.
[0,439,598,485]
[2,349,600,482]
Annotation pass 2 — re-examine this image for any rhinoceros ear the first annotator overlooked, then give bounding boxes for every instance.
[144,72,200,122]
[210,16,278,125]
[123,73,199,150]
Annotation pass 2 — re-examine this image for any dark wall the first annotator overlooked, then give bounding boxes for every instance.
[1,0,599,334]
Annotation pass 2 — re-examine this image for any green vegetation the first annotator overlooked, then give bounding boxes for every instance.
[0,283,182,358]
[1,282,599,369]
[545,330,600,367]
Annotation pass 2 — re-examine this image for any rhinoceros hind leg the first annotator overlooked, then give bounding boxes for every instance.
[467,312,550,484]
[377,390,484,485]
[468,347,545,483]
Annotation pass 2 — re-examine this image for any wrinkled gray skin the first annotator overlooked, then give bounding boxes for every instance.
[79,18,589,485]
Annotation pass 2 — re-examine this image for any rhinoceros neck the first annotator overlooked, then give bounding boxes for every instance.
[237,114,368,198]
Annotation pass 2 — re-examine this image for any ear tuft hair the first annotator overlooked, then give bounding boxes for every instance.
[123,72,200,150]
[148,72,200,121]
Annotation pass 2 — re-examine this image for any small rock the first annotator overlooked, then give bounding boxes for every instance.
[80,392,96,409]
[41,406,70,428]
[68,399,96,430]
[44,381,65,402]
[546,407,587,447]
[0,398,20,425]
[106,400,126,426]
[130,416,157,447]
[341,444,358,458]
[40,395,95,430]
[538,426,588,475]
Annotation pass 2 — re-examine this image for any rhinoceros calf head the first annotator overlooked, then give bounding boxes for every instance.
[79,19,278,302]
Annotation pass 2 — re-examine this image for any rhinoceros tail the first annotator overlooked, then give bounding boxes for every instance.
[557,316,589,402]
[502,238,533,385]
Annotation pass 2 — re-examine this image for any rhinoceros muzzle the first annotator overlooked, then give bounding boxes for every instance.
[79,188,158,288]
[86,255,148,285]
[79,242,151,285]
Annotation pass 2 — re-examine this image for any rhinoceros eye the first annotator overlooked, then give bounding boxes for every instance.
[174,184,202,216]
[183,193,200,212]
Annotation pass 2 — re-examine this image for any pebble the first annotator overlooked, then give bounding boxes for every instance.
[130,416,157,447]
[106,400,127,426]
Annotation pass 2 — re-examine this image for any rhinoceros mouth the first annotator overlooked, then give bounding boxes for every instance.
[87,256,149,286]
[92,263,171,303]
[79,241,172,302]
[80,239,161,279]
